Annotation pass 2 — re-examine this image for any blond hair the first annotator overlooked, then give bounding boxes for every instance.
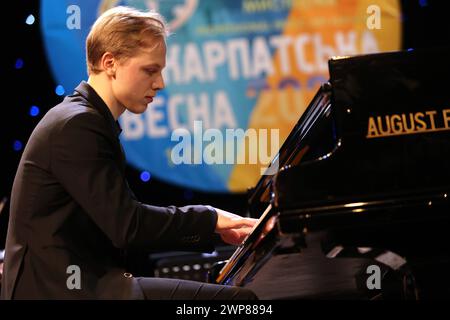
[86,6,168,75]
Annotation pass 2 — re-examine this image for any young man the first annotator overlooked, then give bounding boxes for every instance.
[1,6,258,299]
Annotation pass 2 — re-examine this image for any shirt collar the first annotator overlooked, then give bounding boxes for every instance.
[73,81,122,137]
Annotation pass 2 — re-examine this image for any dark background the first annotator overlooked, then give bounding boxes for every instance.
[1,0,450,250]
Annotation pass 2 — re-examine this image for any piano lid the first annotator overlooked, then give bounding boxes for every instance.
[247,83,338,211]
[277,47,450,210]
[248,47,450,213]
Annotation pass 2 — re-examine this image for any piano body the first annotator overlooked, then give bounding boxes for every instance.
[212,48,450,299]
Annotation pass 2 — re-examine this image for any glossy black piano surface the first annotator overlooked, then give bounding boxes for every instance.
[213,47,450,299]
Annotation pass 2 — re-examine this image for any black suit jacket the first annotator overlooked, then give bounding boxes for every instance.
[1,82,218,299]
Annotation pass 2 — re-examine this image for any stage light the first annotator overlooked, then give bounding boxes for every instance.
[55,85,65,96]
[140,171,151,182]
[15,58,24,69]
[13,140,23,152]
[419,0,428,7]
[29,105,40,117]
[26,14,35,25]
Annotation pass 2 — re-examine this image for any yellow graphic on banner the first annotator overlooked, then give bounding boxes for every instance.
[228,0,401,192]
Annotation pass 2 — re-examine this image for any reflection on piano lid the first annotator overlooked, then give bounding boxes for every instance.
[215,47,450,299]
[215,204,274,285]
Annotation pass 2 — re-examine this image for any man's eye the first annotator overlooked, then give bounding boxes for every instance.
[145,69,156,75]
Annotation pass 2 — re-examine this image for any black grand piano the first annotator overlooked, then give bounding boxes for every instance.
[211,47,450,299]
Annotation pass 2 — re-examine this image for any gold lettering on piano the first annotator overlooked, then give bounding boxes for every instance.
[443,109,450,128]
[366,109,450,138]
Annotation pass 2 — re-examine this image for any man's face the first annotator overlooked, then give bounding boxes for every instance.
[111,39,166,114]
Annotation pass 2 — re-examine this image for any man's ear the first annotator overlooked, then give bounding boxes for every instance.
[101,52,116,77]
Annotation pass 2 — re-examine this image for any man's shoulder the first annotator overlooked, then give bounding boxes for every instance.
[27,98,107,146]
[43,97,105,130]
[50,96,101,122]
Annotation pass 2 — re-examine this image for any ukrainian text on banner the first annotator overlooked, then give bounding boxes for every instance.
[41,0,401,192]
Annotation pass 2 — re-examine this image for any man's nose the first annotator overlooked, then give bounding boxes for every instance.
[152,74,165,91]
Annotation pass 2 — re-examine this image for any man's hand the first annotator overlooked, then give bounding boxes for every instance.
[214,208,258,246]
